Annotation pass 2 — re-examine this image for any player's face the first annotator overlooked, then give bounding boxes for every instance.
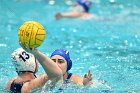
[51,55,67,74]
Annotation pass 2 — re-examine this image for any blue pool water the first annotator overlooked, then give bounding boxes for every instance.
[0,0,140,92]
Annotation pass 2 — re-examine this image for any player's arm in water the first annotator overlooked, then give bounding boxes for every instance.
[72,70,93,86]
[55,12,83,20]
[55,0,92,20]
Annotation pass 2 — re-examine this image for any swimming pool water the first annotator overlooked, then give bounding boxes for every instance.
[0,0,140,92]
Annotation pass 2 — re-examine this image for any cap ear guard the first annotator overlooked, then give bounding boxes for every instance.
[34,58,38,73]
[67,59,72,71]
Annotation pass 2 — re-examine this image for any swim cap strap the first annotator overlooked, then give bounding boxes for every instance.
[67,59,72,71]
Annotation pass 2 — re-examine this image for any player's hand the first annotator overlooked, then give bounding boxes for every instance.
[83,70,93,86]
[19,42,38,55]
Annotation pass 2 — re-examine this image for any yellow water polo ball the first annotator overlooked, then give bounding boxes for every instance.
[18,21,46,48]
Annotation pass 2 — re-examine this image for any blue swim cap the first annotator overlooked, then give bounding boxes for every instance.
[50,49,72,72]
[76,0,92,12]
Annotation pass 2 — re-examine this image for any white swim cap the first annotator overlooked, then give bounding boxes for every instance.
[11,48,37,73]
